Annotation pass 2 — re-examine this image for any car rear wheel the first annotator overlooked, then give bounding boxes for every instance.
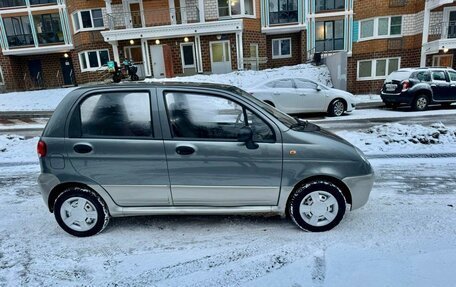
[328,99,345,117]
[54,187,110,237]
[288,180,346,232]
[412,95,429,111]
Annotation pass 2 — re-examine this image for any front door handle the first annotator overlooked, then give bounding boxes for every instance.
[176,145,195,155]
[300,94,307,96]
[73,144,93,154]
[430,84,437,87]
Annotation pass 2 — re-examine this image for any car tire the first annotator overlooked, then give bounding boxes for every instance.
[328,99,345,117]
[54,187,110,237]
[412,95,429,111]
[288,180,346,232]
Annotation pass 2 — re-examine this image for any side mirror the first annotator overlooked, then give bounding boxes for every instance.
[316,85,321,91]
[237,126,259,150]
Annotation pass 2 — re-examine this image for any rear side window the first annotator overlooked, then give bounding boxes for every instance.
[412,71,431,82]
[273,79,294,89]
[79,92,152,138]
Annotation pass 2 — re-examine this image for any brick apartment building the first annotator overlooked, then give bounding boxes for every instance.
[0,0,456,94]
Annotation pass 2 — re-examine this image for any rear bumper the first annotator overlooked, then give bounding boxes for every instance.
[37,173,61,210]
[342,173,375,210]
[381,93,413,105]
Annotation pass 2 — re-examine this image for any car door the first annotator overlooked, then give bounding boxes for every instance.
[270,79,299,113]
[65,88,172,207]
[446,70,456,101]
[430,70,451,101]
[158,88,283,206]
[293,79,326,112]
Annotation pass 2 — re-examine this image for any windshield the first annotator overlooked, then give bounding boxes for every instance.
[386,71,412,82]
[236,88,298,128]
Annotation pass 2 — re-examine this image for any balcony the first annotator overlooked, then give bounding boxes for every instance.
[107,7,200,30]
[429,21,456,39]
[423,21,456,54]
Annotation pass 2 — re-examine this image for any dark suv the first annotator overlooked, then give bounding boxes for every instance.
[381,67,456,111]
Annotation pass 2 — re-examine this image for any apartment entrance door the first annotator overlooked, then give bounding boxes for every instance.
[150,45,166,78]
[60,58,75,86]
[210,40,232,74]
[28,60,43,87]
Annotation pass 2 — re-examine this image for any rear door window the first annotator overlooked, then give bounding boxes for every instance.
[448,71,456,82]
[432,71,447,82]
[79,91,152,138]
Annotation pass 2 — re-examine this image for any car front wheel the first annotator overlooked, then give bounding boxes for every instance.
[289,180,346,232]
[54,187,110,237]
[412,95,429,111]
[328,99,345,117]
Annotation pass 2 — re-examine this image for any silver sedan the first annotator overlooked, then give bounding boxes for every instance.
[247,77,356,116]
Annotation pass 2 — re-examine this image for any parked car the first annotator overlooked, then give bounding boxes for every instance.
[247,77,356,116]
[381,67,456,111]
[37,82,374,237]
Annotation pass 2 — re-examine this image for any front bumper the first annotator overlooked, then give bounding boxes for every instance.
[342,173,375,210]
[347,102,356,112]
[381,93,413,105]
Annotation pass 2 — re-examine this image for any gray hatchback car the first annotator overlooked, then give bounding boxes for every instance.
[38,82,374,237]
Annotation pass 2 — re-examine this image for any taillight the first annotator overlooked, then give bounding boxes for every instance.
[37,140,47,158]
[402,80,410,92]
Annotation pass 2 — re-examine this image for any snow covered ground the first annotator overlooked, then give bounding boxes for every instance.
[145,64,333,89]
[0,87,76,111]
[0,157,455,286]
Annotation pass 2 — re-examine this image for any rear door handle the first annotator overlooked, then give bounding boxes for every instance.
[430,84,437,87]
[73,143,93,154]
[176,145,195,155]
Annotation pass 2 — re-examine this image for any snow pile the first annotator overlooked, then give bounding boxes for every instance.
[0,87,76,111]
[338,122,456,155]
[145,64,333,89]
[0,135,39,164]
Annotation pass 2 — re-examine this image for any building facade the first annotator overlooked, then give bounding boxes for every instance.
[1,0,456,94]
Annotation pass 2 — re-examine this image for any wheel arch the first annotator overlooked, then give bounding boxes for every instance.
[284,175,352,217]
[47,182,115,214]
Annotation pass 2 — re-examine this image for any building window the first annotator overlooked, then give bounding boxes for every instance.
[272,38,291,59]
[33,13,64,45]
[359,16,402,40]
[72,9,104,32]
[269,0,298,24]
[218,0,254,17]
[432,54,453,67]
[315,20,344,52]
[316,0,344,12]
[357,58,400,80]
[3,16,34,48]
[124,46,143,63]
[79,50,110,72]
[180,43,196,70]
[0,0,26,8]
[0,66,4,85]
[30,0,57,5]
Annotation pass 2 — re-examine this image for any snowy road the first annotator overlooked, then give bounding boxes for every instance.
[1,158,455,287]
